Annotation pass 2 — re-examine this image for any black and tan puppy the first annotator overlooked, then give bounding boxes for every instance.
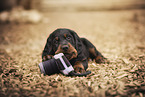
[42,28,106,73]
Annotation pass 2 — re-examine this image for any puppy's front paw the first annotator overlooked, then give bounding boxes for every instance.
[73,62,86,73]
[74,67,86,73]
[95,56,109,63]
[42,55,54,61]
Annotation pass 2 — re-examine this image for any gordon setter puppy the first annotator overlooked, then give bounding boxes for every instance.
[42,28,106,73]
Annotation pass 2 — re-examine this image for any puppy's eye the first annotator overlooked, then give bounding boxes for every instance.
[66,36,71,40]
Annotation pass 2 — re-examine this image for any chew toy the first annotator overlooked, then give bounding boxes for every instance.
[38,53,91,76]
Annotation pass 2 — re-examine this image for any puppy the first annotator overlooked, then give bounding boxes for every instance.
[42,28,106,73]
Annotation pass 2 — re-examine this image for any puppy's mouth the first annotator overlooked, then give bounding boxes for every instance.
[64,52,77,60]
[55,51,77,60]
[55,43,78,60]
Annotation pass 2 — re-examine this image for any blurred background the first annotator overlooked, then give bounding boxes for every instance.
[0,0,145,24]
[0,0,145,55]
[0,0,145,12]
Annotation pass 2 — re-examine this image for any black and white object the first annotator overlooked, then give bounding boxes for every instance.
[38,58,59,75]
[54,53,74,75]
[38,53,91,76]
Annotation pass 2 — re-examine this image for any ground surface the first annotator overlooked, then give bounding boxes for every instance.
[0,9,145,97]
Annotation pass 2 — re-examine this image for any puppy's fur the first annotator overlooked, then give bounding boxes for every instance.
[42,28,106,73]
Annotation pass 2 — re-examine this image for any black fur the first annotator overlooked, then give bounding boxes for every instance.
[42,28,106,72]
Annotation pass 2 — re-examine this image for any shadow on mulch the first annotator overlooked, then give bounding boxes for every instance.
[0,49,31,97]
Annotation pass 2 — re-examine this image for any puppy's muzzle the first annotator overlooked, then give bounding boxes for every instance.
[62,45,69,51]
[55,42,78,60]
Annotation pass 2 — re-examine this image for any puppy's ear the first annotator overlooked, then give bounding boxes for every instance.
[69,30,81,51]
[68,29,86,60]
[42,33,54,59]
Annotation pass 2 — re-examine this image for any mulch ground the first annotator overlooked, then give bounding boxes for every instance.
[0,9,145,97]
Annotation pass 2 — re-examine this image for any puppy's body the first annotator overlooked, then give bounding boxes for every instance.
[42,28,106,73]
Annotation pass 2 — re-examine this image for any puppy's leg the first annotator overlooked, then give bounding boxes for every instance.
[81,38,107,63]
[42,55,54,61]
[89,48,107,63]
[42,42,54,61]
[73,60,88,73]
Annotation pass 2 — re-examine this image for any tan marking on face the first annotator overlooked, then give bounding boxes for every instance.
[67,43,78,60]
[64,34,67,38]
[55,37,59,41]
[55,42,78,60]
[55,45,63,54]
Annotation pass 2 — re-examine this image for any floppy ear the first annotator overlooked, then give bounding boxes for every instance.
[69,30,82,52]
[42,33,55,59]
[68,29,87,61]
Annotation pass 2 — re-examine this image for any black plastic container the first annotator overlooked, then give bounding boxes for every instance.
[38,58,60,75]
[39,53,74,75]
[38,53,91,76]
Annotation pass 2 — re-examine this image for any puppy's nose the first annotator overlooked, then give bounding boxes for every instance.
[62,45,69,51]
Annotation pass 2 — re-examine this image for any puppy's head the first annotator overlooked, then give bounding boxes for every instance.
[47,28,81,60]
